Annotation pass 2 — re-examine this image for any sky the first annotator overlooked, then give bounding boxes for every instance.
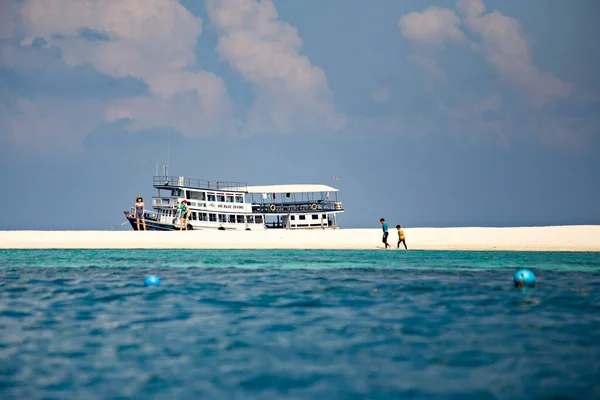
[0,0,599,230]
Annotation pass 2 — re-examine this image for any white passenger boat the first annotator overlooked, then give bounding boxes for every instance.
[124,175,344,231]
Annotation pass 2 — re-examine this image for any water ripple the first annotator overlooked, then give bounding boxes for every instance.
[0,249,599,399]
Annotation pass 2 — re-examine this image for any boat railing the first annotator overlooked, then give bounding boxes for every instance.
[152,197,176,207]
[153,176,247,192]
[252,201,343,213]
[127,207,161,221]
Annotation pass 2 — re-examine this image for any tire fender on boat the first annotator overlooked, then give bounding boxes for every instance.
[311,203,317,211]
[269,204,277,212]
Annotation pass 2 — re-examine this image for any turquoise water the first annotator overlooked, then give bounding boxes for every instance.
[1,250,599,399]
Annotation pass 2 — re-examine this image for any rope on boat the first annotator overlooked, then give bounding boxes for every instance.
[111,221,130,230]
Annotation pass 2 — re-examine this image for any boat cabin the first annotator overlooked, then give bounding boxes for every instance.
[244,184,342,229]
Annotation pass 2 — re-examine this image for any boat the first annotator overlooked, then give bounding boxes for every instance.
[124,175,344,231]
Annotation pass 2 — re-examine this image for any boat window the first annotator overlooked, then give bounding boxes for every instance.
[312,215,319,220]
[217,193,225,202]
[322,214,326,219]
[247,215,254,223]
[291,215,295,220]
[219,214,227,223]
[209,213,217,222]
[171,189,182,197]
[235,195,244,203]
[200,213,208,221]
[299,215,306,220]
[191,212,197,221]
[226,195,234,203]
[236,215,244,224]
[207,193,216,202]
[229,215,236,223]
[255,215,263,224]
[188,191,205,201]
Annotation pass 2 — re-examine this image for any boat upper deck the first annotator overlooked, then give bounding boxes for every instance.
[243,184,339,194]
[153,176,247,192]
[154,177,340,196]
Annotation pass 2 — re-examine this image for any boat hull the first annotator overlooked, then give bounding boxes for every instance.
[124,212,193,231]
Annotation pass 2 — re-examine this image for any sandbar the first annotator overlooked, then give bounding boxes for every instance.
[1,226,599,251]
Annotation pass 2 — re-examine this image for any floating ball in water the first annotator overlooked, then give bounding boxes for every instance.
[144,275,161,287]
[514,269,535,288]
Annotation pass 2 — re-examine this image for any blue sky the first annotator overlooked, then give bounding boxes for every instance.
[0,0,599,230]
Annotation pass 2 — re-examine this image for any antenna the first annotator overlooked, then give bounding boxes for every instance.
[163,129,171,177]
[166,129,171,172]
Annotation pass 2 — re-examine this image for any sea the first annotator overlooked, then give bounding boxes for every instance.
[1,249,599,399]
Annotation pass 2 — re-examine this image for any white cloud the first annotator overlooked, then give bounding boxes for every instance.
[2,0,235,145]
[399,0,572,109]
[105,71,238,136]
[457,0,572,108]
[399,7,465,47]
[2,0,347,151]
[399,7,465,84]
[205,0,345,135]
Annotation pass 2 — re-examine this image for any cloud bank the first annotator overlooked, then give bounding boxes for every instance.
[14,0,234,139]
[0,0,590,154]
[400,0,572,108]
[1,0,344,151]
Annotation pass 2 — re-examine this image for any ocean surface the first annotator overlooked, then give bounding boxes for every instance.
[1,249,599,399]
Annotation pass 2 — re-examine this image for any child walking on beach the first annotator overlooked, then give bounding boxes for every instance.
[396,225,407,249]
[380,218,390,249]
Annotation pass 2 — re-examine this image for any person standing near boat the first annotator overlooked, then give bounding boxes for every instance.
[380,218,390,249]
[396,225,407,249]
[134,196,146,231]
[179,200,188,231]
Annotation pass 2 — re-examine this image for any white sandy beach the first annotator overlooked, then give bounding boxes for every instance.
[1,226,599,251]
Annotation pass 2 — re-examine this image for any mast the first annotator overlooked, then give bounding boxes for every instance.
[163,129,171,177]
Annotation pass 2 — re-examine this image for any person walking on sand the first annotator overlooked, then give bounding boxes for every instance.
[396,225,407,249]
[134,196,146,231]
[380,218,390,249]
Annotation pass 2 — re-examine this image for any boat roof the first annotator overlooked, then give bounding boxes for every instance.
[243,184,339,194]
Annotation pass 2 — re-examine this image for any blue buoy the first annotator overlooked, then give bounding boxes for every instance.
[514,269,535,288]
[144,275,161,287]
